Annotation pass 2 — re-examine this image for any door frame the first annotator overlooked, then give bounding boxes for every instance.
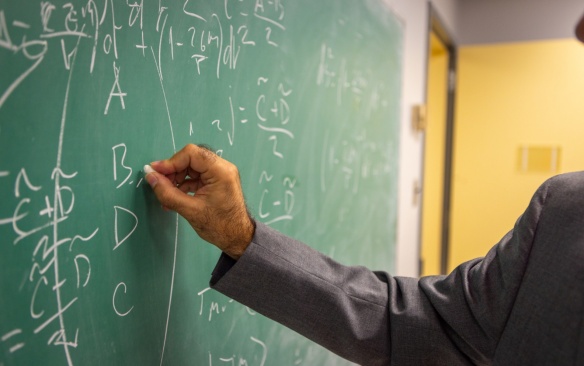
[422,4,457,275]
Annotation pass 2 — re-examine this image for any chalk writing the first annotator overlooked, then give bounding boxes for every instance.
[0,6,99,362]
[112,143,133,188]
[112,282,134,317]
[197,287,256,322]
[209,336,268,366]
[104,61,127,114]
[0,1,400,365]
[258,170,295,225]
[113,206,138,250]
[1,329,25,354]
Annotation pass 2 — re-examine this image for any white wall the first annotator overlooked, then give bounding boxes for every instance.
[383,0,427,277]
[430,0,462,42]
[459,0,584,45]
[381,0,459,277]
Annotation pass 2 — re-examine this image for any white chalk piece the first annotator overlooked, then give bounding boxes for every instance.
[143,165,155,175]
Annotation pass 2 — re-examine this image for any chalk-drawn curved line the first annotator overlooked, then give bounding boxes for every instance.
[265,26,278,47]
[279,98,290,124]
[33,297,77,335]
[269,135,284,159]
[19,38,49,61]
[257,124,295,139]
[0,42,46,111]
[99,0,107,25]
[211,13,224,79]
[14,168,42,198]
[254,13,285,30]
[32,234,49,258]
[48,29,85,366]
[250,337,268,366]
[85,0,100,73]
[40,2,55,31]
[13,216,67,246]
[259,189,270,219]
[283,177,297,188]
[228,96,234,146]
[113,206,138,250]
[58,185,75,216]
[12,198,31,238]
[157,13,168,81]
[31,276,48,319]
[51,328,79,349]
[259,171,273,184]
[50,168,78,180]
[150,48,176,151]
[112,282,134,316]
[1,329,22,341]
[151,45,179,366]
[256,95,267,121]
[69,228,99,251]
[237,25,255,46]
[0,215,24,226]
[0,11,16,48]
[112,143,132,187]
[264,215,293,226]
[74,255,91,288]
[39,31,91,39]
[183,0,207,22]
[278,83,292,97]
[224,0,232,20]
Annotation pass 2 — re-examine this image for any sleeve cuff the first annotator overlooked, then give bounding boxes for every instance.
[210,252,238,287]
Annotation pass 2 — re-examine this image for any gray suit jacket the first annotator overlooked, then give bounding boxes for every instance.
[210,172,584,365]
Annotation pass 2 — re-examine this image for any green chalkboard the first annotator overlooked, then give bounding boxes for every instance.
[0,1,402,365]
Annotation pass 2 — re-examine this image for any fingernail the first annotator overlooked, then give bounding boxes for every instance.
[145,174,158,188]
[144,164,155,174]
[144,169,158,188]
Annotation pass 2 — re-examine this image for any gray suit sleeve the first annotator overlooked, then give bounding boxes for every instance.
[210,177,551,365]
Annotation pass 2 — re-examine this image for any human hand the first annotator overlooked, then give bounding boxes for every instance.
[144,144,255,259]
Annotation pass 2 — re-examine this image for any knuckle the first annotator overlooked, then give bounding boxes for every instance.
[184,143,197,155]
[224,163,240,182]
[227,162,239,175]
[198,147,218,163]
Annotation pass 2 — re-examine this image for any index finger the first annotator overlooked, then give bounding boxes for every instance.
[150,144,218,176]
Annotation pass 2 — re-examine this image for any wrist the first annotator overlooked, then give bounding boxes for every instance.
[225,215,256,260]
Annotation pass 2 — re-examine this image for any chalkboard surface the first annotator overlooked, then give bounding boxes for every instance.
[0,1,402,365]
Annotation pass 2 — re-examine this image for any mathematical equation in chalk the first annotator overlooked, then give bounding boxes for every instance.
[208,336,268,366]
[1,0,399,365]
[0,167,98,362]
[0,0,286,112]
[0,1,291,364]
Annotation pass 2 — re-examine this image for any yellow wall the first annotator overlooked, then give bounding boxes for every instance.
[450,39,584,271]
[421,33,449,276]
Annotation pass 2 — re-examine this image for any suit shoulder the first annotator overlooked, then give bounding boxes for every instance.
[540,171,584,209]
[544,171,584,194]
